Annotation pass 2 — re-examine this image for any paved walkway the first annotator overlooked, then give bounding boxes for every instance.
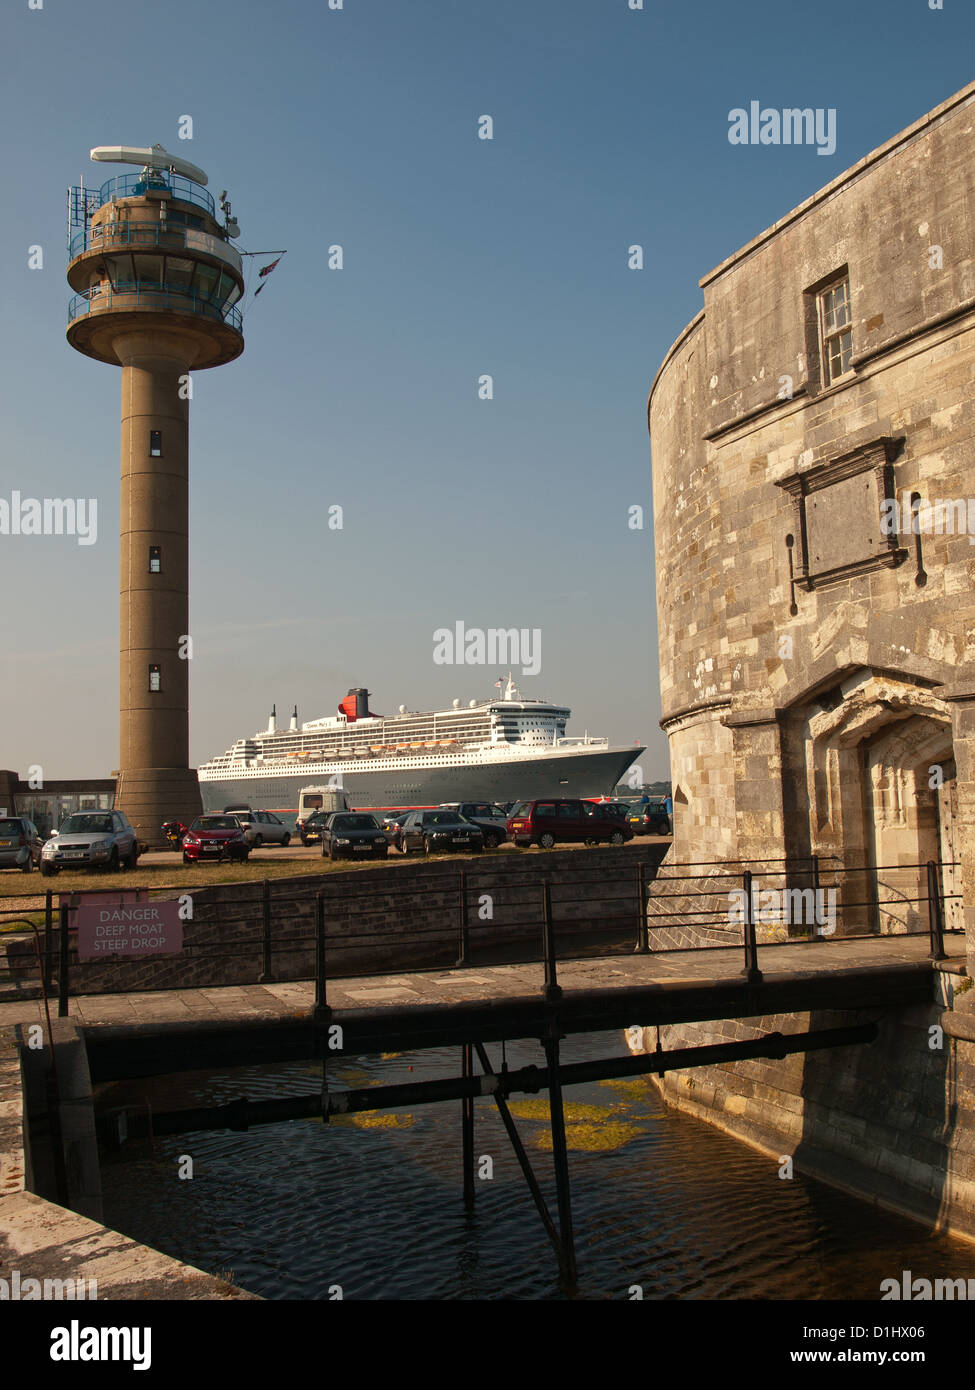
[0,933,962,1032]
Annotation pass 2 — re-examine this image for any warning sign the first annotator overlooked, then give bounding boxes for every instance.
[76,901,183,960]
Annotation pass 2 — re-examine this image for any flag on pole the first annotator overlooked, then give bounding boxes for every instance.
[258,258,281,278]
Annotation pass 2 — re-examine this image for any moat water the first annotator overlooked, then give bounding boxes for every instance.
[97,1032,975,1300]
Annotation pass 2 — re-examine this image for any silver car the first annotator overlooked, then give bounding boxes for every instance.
[230,809,292,848]
[41,810,139,876]
[0,816,44,873]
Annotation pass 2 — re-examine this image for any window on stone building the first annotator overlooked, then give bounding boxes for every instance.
[149,545,161,573]
[818,275,853,385]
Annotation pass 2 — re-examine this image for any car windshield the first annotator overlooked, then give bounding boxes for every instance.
[333,815,378,830]
[426,812,466,826]
[194,816,239,830]
[60,814,113,834]
[0,819,23,835]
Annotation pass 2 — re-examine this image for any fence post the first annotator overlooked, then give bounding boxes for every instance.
[806,850,823,939]
[259,879,272,983]
[44,890,54,992]
[57,902,70,1018]
[456,869,469,967]
[635,862,649,954]
[314,891,331,1025]
[741,869,763,985]
[927,861,947,962]
[541,880,561,1002]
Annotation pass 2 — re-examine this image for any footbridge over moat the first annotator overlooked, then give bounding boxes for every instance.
[3,926,965,1287]
[1,847,965,1287]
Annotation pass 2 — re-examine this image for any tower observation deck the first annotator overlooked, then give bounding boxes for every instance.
[66,143,246,846]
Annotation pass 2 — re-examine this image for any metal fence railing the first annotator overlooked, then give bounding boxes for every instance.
[0,855,962,1016]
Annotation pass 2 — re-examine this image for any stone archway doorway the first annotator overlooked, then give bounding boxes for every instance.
[859,714,956,936]
[796,671,955,935]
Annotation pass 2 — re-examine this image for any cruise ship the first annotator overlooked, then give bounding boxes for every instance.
[197,677,644,814]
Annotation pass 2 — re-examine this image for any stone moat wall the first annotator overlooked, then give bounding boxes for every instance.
[637,969,975,1242]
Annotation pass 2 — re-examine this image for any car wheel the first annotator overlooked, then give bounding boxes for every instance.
[329,843,338,861]
[282,833,290,847]
[41,862,57,877]
[423,837,433,854]
[539,833,556,850]
[252,834,263,848]
[125,842,138,869]
[107,848,120,873]
[21,857,32,873]
[485,833,501,849]
[182,852,191,865]
[610,831,625,846]
[399,840,410,855]
[301,834,310,846]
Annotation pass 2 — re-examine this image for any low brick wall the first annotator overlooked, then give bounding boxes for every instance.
[4,844,668,997]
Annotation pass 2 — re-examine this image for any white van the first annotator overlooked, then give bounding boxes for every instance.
[296,785,349,840]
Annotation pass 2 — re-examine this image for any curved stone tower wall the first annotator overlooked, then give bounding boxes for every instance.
[649,82,975,961]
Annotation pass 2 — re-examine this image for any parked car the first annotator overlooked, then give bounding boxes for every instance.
[398,810,484,855]
[628,801,672,835]
[40,810,139,876]
[298,809,331,845]
[585,799,638,822]
[321,812,389,861]
[228,809,292,847]
[380,812,411,847]
[438,803,509,848]
[507,799,633,849]
[0,816,44,873]
[181,815,250,864]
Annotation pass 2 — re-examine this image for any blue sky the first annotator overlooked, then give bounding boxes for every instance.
[1,0,971,780]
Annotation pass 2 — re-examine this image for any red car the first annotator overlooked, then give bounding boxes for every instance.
[181,815,250,864]
[507,798,633,849]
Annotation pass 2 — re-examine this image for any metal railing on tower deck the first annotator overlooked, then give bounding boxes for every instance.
[92,171,216,217]
[69,219,242,271]
[67,282,242,332]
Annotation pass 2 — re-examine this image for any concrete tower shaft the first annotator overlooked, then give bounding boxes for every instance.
[66,152,244,847]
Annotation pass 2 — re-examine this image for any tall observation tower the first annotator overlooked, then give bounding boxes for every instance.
[66,144,244,848]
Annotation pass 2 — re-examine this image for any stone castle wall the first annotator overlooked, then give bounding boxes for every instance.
[649,80,975,958]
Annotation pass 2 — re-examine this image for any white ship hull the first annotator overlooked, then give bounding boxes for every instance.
[198,742,643,815]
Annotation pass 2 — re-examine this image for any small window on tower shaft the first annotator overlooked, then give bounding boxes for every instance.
[149,665,161,693]
[149,546,161,573]
[149,430,162,457]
